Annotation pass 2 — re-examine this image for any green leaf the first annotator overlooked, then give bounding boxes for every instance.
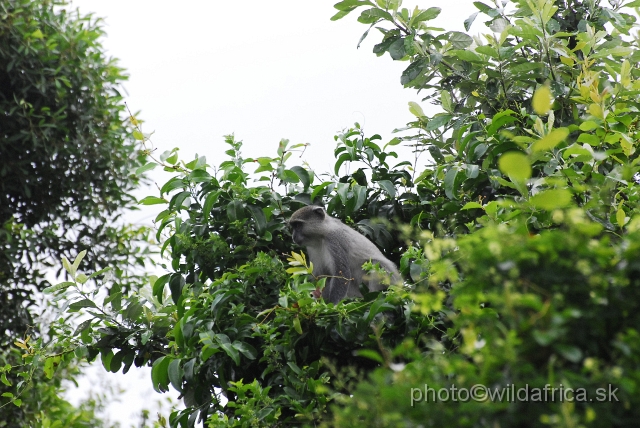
[281,169,300,183]
[486,110,517,136]
[334,0,373,11]
[227,200,245,221]
[334,152,352,175]
[136,162,157,175]
[168,359,184,392]
[62,256,73,277]
[139,196,167,205]
[555,344,583,363]
[202,190,221,223]
[450,49,483,62]
[531,128,569,152]
[169,191,191,210]
[165,152,179,165]
[401,59,427,85]
[330,10,351,20]
[385,137,401,147]
[579,121,599,131]
[426,114,453,131]
[69,298,98,311]
[358,8,393,24]
[218,341,241,365]
[529,189,573,210]
[188,169,212,183]
[388,37,406,60]
[377,180,396,198]
[352,184,367,212]
[532,85,553,115]
[43,281,74,294]
[441,90,453,113]
[498,152,531,182]
[153,274,171,303]
[232,342,258,360]
[71,250,86,274]
[290,166,311,189]
[0,373,10,387]
[461,202,483,210]
[464,12,479,31]
[591,46,633,58]
[444,168,459,200]
[43,356,57,378]
[160,177,186,195]
[311,182,333,201]
[247,205,267,235]
[408,101,425,117]
[100,351,114,372]
[337,182,349,204]
[473,1,498,16]
[447,31,473,49]
[354,349,384,363]
[576,133,600,146]
[616,207,627,228]
[562,144,592,160]
[412,7,441,23]
[151,356,171,393]
[293,316,303,334]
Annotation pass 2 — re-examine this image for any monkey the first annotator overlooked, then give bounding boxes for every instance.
[288,205,401,304]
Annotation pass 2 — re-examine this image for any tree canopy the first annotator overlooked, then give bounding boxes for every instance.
[4,0,640,427]
[1,0,149,425]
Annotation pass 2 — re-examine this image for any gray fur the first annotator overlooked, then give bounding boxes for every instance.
[289,206,401,304]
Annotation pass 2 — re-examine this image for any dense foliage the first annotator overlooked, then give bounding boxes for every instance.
[0,0,149,425]
[7,0,640,427]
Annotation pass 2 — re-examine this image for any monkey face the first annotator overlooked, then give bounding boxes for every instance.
[289,206,326,247]
[289,220,306,245]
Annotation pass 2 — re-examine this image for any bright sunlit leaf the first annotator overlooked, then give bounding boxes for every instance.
[531,128,569,152]
[498,152,531,182]
[532,85,552,115]
[408,101,425,117]
[529,189,573,210]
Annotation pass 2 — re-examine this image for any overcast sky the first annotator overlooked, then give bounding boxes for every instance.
[65,1,478,425]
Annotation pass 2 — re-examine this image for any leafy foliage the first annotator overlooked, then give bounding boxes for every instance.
[31,136,437,426]
[0,0,149,342]
[0,0,151,425]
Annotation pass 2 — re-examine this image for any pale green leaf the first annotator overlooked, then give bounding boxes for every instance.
[531,128,569,152]
[498,152,531,182]
[136,162,157,175]
[529,189,573,210]
[408,101,425,117]
[616,207,627,227]
[461,202,483,210]
[139,196,167,205]
[532,85,552,115]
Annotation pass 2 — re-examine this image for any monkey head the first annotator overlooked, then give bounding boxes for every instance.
[288,205,327,246]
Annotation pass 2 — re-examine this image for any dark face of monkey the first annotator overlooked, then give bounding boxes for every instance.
[288,206,326,246]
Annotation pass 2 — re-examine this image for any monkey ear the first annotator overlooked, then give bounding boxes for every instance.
[312,206,326,219]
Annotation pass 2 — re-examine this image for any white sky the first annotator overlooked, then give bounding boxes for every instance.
[64,1,478,426]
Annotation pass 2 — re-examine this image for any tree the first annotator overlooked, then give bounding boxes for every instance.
[0,0,150,424]
[14,0,640,426]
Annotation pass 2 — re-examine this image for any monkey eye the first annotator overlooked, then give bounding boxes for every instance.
[289,220,303,230]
